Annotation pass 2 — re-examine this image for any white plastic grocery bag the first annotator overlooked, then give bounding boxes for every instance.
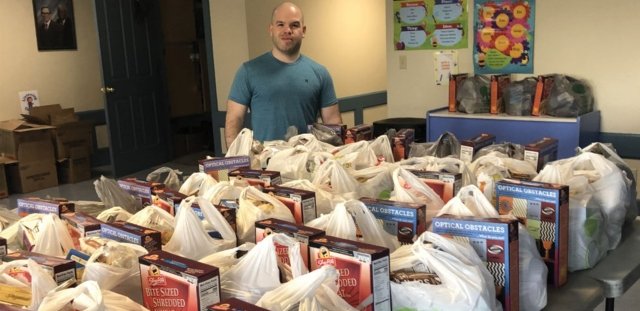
[199,242,255,274]
[146,166,183,191]
[82,240,148,291]
[164,196,236,260]
[221,233,307,304]
[236,186,295,244]
[199,181,243,205]
[288,133,334,152]
[369,134,395,164]
[281,179,335,215]
[94,176,141,213]
[32,213,75,258]
[127,205,175,244]
[179,172,218,196]
[305,200,400,252]
[95,206,132,223]
[391,167,445,228]
[0,259,58,310]
[331,140,379,170]
[256,265,357,311]
[438,185,548,311]
[350,163,397,199]
[0,213,44,250]
[267,145,314,181]
[389,232,499,311]
[38,280,148,311]
[312,159,359,200]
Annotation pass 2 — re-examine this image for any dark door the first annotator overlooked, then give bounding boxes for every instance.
[95,0,170,177]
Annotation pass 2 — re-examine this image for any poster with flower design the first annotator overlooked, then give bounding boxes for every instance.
[473,0,535,74]
[393,0,468,50]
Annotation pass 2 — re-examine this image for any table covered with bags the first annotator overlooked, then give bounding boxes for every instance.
[0,127,637,310]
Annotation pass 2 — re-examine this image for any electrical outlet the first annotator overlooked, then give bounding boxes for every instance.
[399,55,407,70]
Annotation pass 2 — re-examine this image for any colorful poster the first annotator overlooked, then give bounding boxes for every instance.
[393,0,468,50]
[473,0,536,74]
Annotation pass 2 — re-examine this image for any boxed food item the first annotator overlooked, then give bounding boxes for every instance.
[152,189,187,215]
[392,128,415,161]
[173,201,237,240]
[229,168,282,189]
[255,218,325,270]
[199,156,251,181]
[139,250,221,310]
[3,250,76,286]
[432,215,519,311]
[208,298,268,311]
[524,137,558,172]
[449,73,469,112]
[532,75,556,116]
[459,133,496,163]
[495,178,569,287]
[17,197,75,217]
[0,237,6,256]
[263,186,317,224]
[118,178,165,207]
[100,221,162,252]
[345,124,373,144]
[490,74,511,114]
[407,169,462,203]
[61,211,104,249]
[309,235,391,310]
[360,197,426,245]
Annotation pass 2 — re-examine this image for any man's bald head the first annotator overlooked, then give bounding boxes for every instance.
[272,2,304,24]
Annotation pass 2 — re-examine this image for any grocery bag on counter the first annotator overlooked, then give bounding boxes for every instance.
[408,131,461,158]
[71,201,107,218]
[288,133,334,152]
[199,181,243,205]
[163,196,236,260]
[543,75,594,117]
[256,265,357,311]
[305,200,400,252]
[221,233,306,304]
[258,140,293,169]
[281,179,335,215]
[470,154,538,204]
[403,156,476,187]
[330,140,378,170]
[267,145,313,181]
[308,123,344,146]
[350,163,397,199]
[146,166,183,191]
[474,142,525,161]
[437,185,548,311]
[236,186,295,244]
[0,259,57,310]
[199,242,255,274]
[226,128,262,169]
[369,134,395,164]
[38,280,147,311]
[533,156,619,271]
[127,205,175,245]
[95,206,132,223]
[391,167,445,228]
[390,231,498,311]
[31,214,74,258]
[94,176,141,213]
[457,75,491,114]
[578,142,638,223]
[179,172,217,196]
[312,159,359,200]
[82,240,148,295]
[0,207,21,231]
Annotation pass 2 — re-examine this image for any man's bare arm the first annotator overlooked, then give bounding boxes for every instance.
[320,103,342,124]
[224,100,248,148]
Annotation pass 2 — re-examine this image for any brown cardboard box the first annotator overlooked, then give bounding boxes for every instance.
[0,157,12,198]
[27,105,93,160]
[0,120,55,160]
[6,140,58,193]
[57,147,91,184]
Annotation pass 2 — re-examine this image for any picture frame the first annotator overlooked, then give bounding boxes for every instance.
[33,0,77,51]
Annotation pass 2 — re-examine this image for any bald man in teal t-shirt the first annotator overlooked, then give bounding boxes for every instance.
[224,2,342,146]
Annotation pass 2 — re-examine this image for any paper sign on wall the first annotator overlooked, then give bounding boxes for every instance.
[434,51,458,85]
[18,90,40,114]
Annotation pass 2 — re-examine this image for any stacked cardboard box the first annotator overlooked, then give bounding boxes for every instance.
[0,120,58,193]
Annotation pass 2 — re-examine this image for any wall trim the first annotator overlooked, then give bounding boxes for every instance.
[599,132,640,159]
[338,91,388,125]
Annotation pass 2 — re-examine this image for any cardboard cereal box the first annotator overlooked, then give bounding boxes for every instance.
[263,186,317,224]
[198,156,250,181]
[360,197,426,245]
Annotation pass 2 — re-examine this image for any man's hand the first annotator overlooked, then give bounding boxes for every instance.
[224,100,248,149]
[321,103,342,124]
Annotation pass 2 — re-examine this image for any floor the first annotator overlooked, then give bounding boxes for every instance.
[1,151,639,310]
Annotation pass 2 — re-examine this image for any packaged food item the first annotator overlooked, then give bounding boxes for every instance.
[118,178,165,207]
[100,221,162,252]
[61,212,104,249]
[309,235,390,310]
[3,250,76,286]
[460,133,496,163]
[449,73,468,112]
[229,169,282,189]
[140,250,221,310]
[432,215,519,311]
[199,156,251,181]
[531,74,555,116]
[255,218,325,270]
[360,197,426,245]
[490,74,510,114]
[406,169,462,203]
[496,178,569,287]
[262,186,317,224]
[392,128,415,161]
[524,137,558,172]
[17,197,74,217]
[345,124,373,144]
[208,297,268,311]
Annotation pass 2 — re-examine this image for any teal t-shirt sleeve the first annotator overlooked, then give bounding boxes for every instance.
[319,67,338,108]
[228,64,251,106]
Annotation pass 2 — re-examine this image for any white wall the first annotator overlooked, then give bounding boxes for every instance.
[386,0,640,134]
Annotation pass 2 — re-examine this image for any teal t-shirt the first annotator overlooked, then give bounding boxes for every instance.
[228,52,337,142]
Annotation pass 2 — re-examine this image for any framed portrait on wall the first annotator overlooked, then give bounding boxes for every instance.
[33,0,77,51]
